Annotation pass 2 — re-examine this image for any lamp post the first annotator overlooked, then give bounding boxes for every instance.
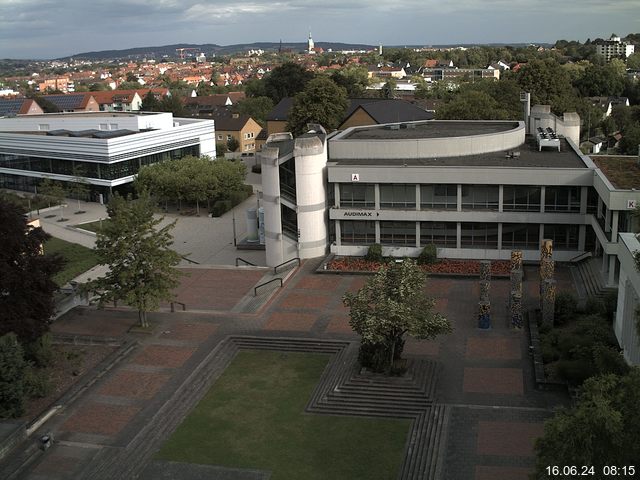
[232,206,237,247]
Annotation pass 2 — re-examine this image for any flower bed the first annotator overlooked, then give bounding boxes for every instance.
[327,257,511,276]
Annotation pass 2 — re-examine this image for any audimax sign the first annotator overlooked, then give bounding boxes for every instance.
[342,211,380,217]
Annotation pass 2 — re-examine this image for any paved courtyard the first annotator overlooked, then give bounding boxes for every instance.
[5,259,575,480]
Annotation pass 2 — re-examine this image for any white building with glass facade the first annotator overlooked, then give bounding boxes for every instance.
[0,112,215,201]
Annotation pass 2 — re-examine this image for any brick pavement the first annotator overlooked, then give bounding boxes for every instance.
[14,261,580,480]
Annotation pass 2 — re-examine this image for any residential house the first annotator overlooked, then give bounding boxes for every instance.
[213,113,262,153]
[40,93,100,112]
[38,77,74,93]
[88,90,143,112]
[0,98,44,116]
[184,93,247,117]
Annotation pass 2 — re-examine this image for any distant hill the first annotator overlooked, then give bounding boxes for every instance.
[60,42,378,61]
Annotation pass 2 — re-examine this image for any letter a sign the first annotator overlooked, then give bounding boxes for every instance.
[351,173,360,182]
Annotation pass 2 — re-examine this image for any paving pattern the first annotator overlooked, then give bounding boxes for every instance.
[5,260,576,480]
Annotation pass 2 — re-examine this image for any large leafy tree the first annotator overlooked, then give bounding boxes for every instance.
[534,370,640,477]
[0,333,27,418]
[436,90,512,120]
[343,259,452,372]
[0,198,63,342]
[263,62,314,104]
[234,96,274,127]
[330,65,370,98]
[286,76,349,135]
[88,192,182,327]
[516,59,576,114]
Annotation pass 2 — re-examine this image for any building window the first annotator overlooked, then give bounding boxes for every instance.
[544,224,579,250]
[341,220,376,245]
[587,187,598,215]
[38,124,50,131]
[99,123,108,130]
[281,204,298,240]
[109,123,118,130]
[545,186,580,212]
[420,185,457,210]
[420,222,457,247]
[461,185,499,210]
[278,158,296,202]
[380,221,416,245]
[461,223,499,248]
[380,184,416,209]
[217,134,223,140]
[340,183,375,208]
[226,135,232,141]
[503,186,541,212]
[502,223,540,249]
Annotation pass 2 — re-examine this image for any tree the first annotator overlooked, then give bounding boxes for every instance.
[574,63,625,97]
[380,78,398,99]
[534,370,640,477]
[436,90,512,120]
[0,198,63,343]
[263,62,314,103]
[159,93,185,117]
[516,59,575,114]
[618,124,640,155]
[68,166,90,214]
[331,65,370,97]
[216,141,228,157]
[234,96,274,127]
[140,91,160,111]
[0,333,26,419]
[227,136,240,152]
[88,192,182,328]
[38,178,66,220]
[626,52,640,70]
[286,76,349,135]
[343,259,452,373]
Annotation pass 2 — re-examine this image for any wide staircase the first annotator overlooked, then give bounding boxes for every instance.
[573,257,617,299]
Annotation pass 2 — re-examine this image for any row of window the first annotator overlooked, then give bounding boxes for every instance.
[0,146,199,180]
[338,184,583,212]
[340,221,579,250]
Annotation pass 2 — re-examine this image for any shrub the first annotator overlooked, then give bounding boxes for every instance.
[24,365,51,398]
[417,244,438,265]
[592,345,630,376]
[584,297,606,316]
[211,200,232,217]
[365,243,383,262]
[24,333,54,368]
[556,359,596,385]
[0,333,26,419]
[554,292,578,326]
[358,339,405,374]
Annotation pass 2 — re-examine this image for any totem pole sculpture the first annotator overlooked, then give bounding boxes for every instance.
[478,260,492,329]
[540,239,556,326]
[510,250,524,329]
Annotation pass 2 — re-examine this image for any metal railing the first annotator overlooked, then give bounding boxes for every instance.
[181,255,200,265]
[236,257,257,267]
[274,257,300,274]
[170,301,186,312]
[568,251,592,263]
[254,278,283,296]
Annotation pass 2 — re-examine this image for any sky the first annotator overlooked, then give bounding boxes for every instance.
[1,0,639,59]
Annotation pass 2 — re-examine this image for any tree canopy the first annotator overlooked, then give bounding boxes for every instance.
[88,192,182,327]
[534,370,640,476]
[330,65,370,98]
[0,198,63,343]
[343,259,452,372]
[286,76,349,135]
[263,62,315,103]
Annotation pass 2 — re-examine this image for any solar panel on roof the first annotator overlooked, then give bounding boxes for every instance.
[44,95,84,110]
[0,99,26,116]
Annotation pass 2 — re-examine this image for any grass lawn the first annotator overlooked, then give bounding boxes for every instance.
[157,350,410,480]
[76,219,110,233]
[43,237,99,286]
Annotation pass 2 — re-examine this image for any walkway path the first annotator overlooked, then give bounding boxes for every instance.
[3,260,575,480]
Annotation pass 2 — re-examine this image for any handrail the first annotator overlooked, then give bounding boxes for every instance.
[254,278,283,296]
[181,255,200,265]
[568,251,592,263]
[236,257,257,267]
[170,301,186,312]
[274,257,300,274]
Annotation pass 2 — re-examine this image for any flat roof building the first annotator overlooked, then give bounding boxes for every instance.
[0,111,215,201]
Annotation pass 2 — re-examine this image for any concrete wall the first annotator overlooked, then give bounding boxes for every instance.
[260,144,285,267]
[615,233,640,365]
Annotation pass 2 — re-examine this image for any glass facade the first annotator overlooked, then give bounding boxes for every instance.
[461,185,499,210]
[502,223,540,249]
[380,184,416,209]
[281,204,298,240]
[420,185,457,210]
[420,222,457,247]
[341,220,375,245]
[461,223,499,248]
[544,186,580,212]
[544,224,579,250]
[503,186,541,212]
[380,221,416,245]
[340,183,374,208]
[0,145,199,181]
[278,159,296,202]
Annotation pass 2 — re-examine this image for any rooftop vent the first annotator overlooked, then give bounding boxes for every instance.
[385,124,400,130]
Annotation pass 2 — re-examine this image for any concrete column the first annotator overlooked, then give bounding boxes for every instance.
[497,223,503,250]
[456,222,461,249]
[578,224,586,251]
[334,183,340,208]
[457,184,462,212]
[538,224,545,250]
[375,221,380,244]
[498,185,504,213]
[608,255,617,287]
[416,222,420,248]
[605,207,611,233]
[415,184,420,211]
[597,196,603,219]
[611,211,619,242]
[580,186,588,215]
[540,186,546,213]
[260,145,284,267]
[374,184,380,210]
[335,220,341,247]
[602,253,608,274]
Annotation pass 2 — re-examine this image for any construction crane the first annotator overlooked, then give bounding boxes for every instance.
[175,48,198,60]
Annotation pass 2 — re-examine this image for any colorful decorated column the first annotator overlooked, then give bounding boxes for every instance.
[510,249,523,271]
[510,291,523,329]
[478,301,491,329]
[542,278,556,326]
[478,260,492,329]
